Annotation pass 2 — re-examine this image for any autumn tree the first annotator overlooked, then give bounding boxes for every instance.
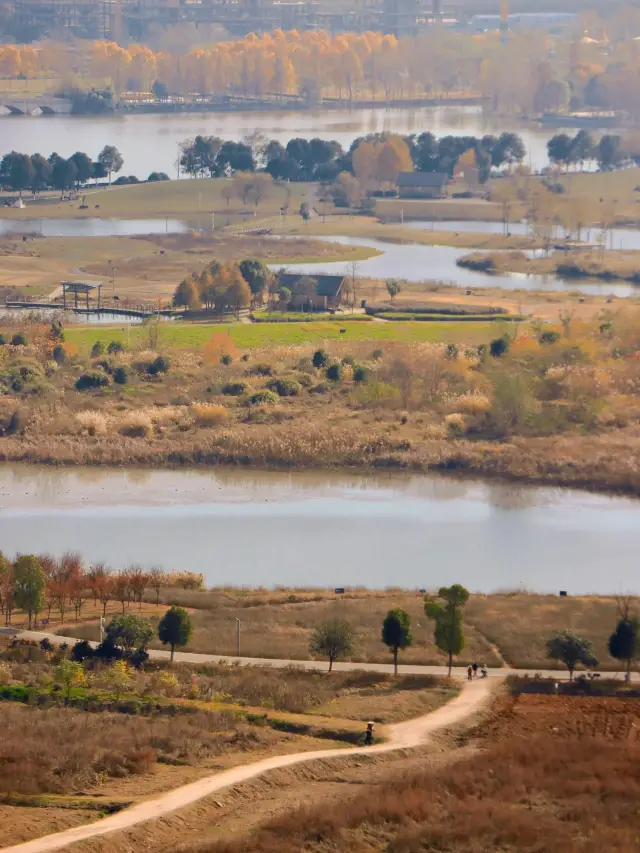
[309,619,355,672]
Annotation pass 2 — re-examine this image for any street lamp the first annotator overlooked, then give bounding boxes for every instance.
[235,618,241,657]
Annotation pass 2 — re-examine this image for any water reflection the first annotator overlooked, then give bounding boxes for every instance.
[0,464,637,593]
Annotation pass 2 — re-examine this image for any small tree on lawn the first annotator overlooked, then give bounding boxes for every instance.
[55,659,87,702]
[382,609,412,675]
[424,584,470,677]
[608,619,639,681]
[106,659,134,700]
[158,606,193,662]
[309,619,355,672]
[546,631,598,681]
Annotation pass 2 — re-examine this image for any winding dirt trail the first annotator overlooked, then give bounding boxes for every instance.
[2,678,493,853]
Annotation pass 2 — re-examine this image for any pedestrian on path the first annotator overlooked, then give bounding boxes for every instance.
[472,662,478,678]
[467,665,473,681]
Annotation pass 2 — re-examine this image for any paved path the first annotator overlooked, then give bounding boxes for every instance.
[1,678,493,853]
[15,630,615,681]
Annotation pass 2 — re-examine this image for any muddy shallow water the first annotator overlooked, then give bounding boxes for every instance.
[1,465,637,593]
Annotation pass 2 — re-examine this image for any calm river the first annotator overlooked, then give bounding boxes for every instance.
[0,106,575,178]
[1,465,638,593]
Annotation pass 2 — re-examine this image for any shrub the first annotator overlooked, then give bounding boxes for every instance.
[247,390,278,406]
[75,410,108,436]
[297,373,313,388]
[72,640,94,662]
[241,353,250,361]
[147,171,170,182]
[0,334,5,345]
[490,335,511,358]
[91,341,105,357]
[247,363,273,377]
[372,348,384,360]
[445,412,466,437]
[222,381,246,396]
[326,363,342,382]
[192,403,228,426]
[118,412,153,438]
[312,349,328,368]
[11,333,27,346]
[310,382,329,394]
[220,354,233,365]
[353,365,368,383]
[266,378,301,397]
[539,330,561,345]
[52,345,66,364]
[341,355,355,366]
[148,355,170,376]
[446,343,459,360]
[107,340,124,355]
[75,370,110,391]
[113,366,128,385]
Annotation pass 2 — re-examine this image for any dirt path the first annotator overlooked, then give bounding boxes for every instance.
[1,679,493,853]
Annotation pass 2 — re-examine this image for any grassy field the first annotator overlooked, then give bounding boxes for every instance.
[65,319,500,350]
[0,232,376,303]
[0,178,308,221]
[72,588,634,672]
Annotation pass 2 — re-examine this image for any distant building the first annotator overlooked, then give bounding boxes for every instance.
[278,272,346,311]
[470,12,579,33]
[397,171,448,199]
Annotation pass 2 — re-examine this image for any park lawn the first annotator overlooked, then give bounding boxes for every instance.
[64,319,499,351]
[0,177,308,221]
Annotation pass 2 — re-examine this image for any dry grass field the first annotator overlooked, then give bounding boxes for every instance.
[190,691,640,853]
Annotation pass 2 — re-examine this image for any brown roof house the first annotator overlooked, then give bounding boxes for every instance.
[278,272,346,312]
[397,171,448,199]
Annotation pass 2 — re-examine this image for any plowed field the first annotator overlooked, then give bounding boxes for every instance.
[476,693,640,742]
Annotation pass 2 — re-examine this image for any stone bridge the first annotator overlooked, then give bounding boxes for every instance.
[0,97,72,116]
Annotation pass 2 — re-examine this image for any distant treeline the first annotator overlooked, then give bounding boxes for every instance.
[547,130,638,172]
[179,131,527,183]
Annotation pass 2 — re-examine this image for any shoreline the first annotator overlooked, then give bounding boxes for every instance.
[2,432,639,498]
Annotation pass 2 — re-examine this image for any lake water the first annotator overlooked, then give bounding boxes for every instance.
[405,220,640,252]
[0,465,638,593]
[0,106,581,179]
[281,235,638,297]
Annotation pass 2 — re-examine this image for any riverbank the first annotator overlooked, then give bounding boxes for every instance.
[458,248,640,285]
[2,428,640,495]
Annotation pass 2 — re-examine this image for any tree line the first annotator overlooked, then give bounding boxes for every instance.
[0,550,204,630]
[310,588,640,680]
[0,146,124,196]
[547,130,638,172]
[179,130,527,185]
[3,551,639,679]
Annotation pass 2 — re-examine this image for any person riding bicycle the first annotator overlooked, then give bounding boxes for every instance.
[481,663,488,678]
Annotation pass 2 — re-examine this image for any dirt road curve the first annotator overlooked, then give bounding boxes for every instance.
[1,679,493,853]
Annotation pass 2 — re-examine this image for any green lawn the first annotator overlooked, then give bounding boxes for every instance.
[65,319,499,351]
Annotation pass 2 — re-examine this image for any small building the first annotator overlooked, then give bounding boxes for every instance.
[278,272,346,311]
[397,171,448,199]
